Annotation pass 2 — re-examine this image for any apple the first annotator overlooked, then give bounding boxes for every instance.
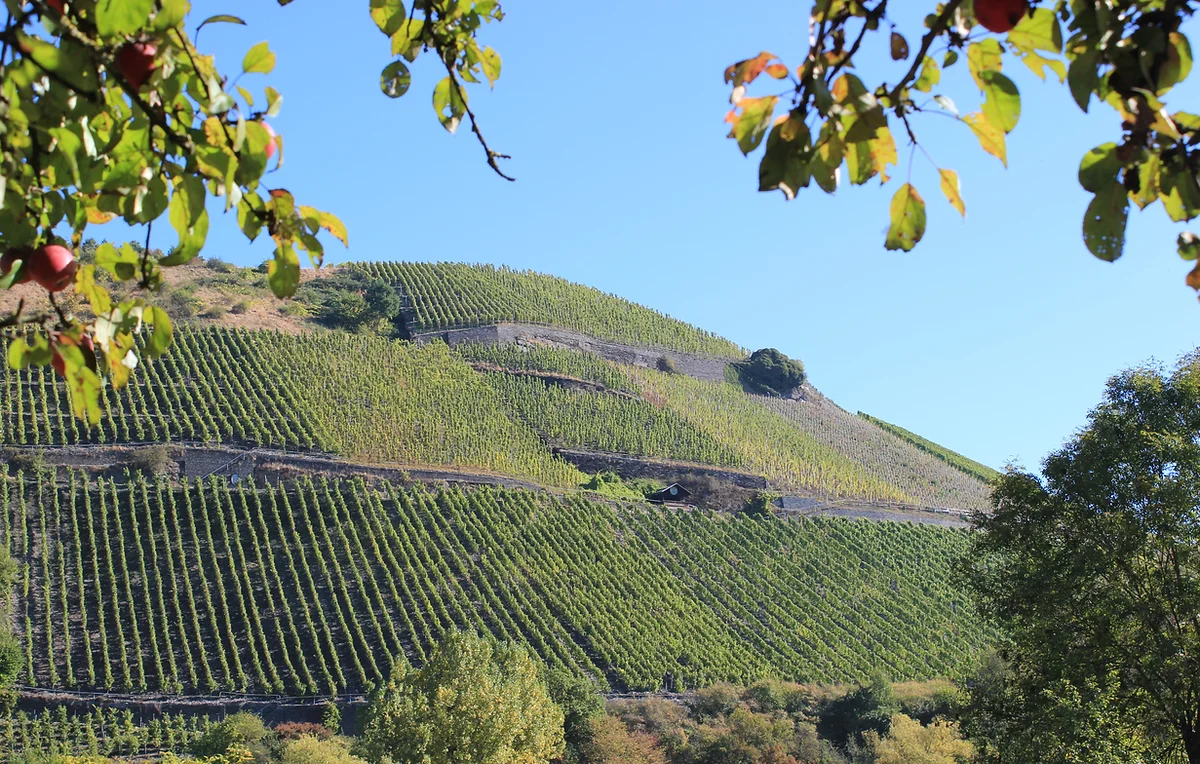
[27,244,77,292]
[263,122,277,160]
[1,246,32,284]
[116,42,158,90]
[974,0,1028,34]
[46,0,64,13]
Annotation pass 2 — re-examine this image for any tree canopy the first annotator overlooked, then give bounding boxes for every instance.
[733,348,808,397]
[358,631,565,764]
[961,352,1200,762]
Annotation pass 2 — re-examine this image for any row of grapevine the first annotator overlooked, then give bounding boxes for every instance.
[485,372,744,466]
[857,412,1001,484]
[353,261,745,358]
[0,329,584,488]
[0,706,215,758]
[453,341,638,393]
[756,395,992,509]
[5,469,987,694]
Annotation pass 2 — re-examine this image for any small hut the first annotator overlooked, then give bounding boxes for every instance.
[648,483,693,505]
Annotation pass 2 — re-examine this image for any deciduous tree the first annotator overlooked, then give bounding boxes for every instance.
[359,631,565,764]
[962,353,1200,761]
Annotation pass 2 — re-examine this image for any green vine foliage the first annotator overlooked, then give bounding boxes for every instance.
[725,0,1199,287]
[0,0,504,422]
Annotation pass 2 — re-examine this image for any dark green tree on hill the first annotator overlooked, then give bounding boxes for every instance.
[733,348,807,397]
[962,352,1200,762]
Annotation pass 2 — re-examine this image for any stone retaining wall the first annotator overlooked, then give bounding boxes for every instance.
[414,323,736,382]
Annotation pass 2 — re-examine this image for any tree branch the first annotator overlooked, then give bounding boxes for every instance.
[438,51,514,182]
[888,0,965,103]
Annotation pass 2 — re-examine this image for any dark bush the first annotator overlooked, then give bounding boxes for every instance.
[732,348,806,397]
[124,445,171,476]
[656,355,678,374]
[230,300,250,315]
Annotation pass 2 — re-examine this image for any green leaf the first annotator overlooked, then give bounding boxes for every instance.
[370,0,407,37]
[964,113,1006,166]
[980,71,1020,133]
[758,120,811,200]
[64,363,103,426]
[195,14,246,38]
[390,19,425,62]
[914,56,940,92]
[432,76,466,134]
[967,39,1003,91]
[1131,154,1161,210]
[939,169,965,217]
[95,0,153,39]
[8,334,51,370]
[143,305,173,358]
[1159,166,1200,222]
[75,264,113,316]
[732,96,778,155]
[1178,231,1200,261]
[95,241,140,281]
[1158,32,1193,94]
[152,0,189,32]
[268,243,301,298]
[1068,49,1099,113]
[479,46,502,88]
[1007,8,1062,54]
[1082,182,1129,262]
[242,41,275,75]
[1078,143,1120,193]
[318,211,349,247]
[165,175,208,264]
[884,184,926,252]
[380,60,412,98]
[265,87,284,118]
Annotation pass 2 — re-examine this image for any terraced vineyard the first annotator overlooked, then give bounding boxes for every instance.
[0,328,582,488]
[3,469,986,694]
[354,261,744,358]
[0,707,215,758]
[857,412,1001,484]
[0,327,992,509]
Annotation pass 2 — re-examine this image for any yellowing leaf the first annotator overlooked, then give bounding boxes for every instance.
[939,169,965,217]
[1008,8,1063,54]
[731,96,778,155]
[869,127,898,184]
[242,41,275,75]
[884,184,926,252]
[964,113,1006,167]
[967,39,1003,91]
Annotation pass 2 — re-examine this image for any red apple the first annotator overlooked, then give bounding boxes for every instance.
[263,122,277,160]
[46,0,64,14]
[975,0,1028,34]
[1,246,32,284]
[27,244,77,292]
[116,42,158,90]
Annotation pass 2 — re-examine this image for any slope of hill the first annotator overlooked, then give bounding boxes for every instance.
[353,261,745,358]
[0,326,992,509]
[857,412,1001,483]
[3,468,986,694]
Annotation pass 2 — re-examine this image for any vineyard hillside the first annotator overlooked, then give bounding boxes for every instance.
[0,257,1002,714]
[0,327,993,510]
[2,468,987,695]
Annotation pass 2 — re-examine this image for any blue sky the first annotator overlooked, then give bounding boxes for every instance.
[159,1,1200,472]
